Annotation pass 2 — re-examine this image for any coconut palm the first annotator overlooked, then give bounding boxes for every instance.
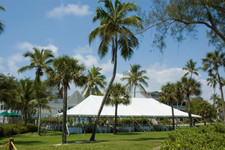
[159,82,183,130]
[202,50,225,123]
[18,48,54,135]
[106,83,130,134]
[181,76,201,127]
[89,0,143,141]
[46,55,86,144]
[121,64,149,98]
[0,5,5,34]
[182,59,199,78]
[207,73,218,95]
[19,78,36,126]
[82,66,106,98]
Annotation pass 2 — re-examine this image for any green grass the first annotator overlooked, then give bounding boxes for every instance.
[0,131,168,150]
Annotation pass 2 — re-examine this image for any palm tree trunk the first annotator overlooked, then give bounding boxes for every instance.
[62,85,68,144]
[171,103,175,130]
[216,71,225,123]
[90,38,118,141]
[134,85,136,98]
[37,91,42,136]
[24,108,27,126]
[187,94,192,127]
[114,103,118,134]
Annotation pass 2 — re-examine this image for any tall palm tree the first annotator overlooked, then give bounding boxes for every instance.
[18,48,54,135]
[181,76,201,127]
[46,55,86,144]
[19,78,36,126]
[202,50,225,123]
[159,82,183,130]
[89,0,143,141]
[121,64,149,97]
[82,66,106,98]
[0,5,5,34]
[183,59,199,78]
[207,73,218,95]
[106,83,130,134]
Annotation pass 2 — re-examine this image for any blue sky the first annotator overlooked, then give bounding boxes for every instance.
[0,0,223,101]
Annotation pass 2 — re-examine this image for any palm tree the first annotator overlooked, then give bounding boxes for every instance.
[0,74,20,108]
[210,93,222,120]
[46,55,86,144]
[207,73,218,95]
[159,82,183,130]
[202,50,225,123]
[89,0,143,141]
[182,59,199,78]
[0,5,5,34]
[18,48,54,135]
[82,66,106,98]
[106,83,130,134]
[181,76,201,127]
[121,64,149,97]
[19,78,35,126]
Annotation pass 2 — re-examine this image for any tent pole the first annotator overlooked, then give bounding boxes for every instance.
[133,117,145,132]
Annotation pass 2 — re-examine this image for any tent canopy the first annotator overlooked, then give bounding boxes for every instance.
[66,95,201,118]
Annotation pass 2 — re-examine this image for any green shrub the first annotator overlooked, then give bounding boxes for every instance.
[161,123,225,150]
[158,118,172,125]
[0,126,3,137]
[26,123,38,132]
[0,123,37,137]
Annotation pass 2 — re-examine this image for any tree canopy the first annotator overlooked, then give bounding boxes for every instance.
[143,0,225,50]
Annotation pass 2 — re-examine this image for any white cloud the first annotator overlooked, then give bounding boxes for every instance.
[74,45,93,54]
[0,57,4,71]
[46,4,92,19]
[7,53,24,77]
[74,54,98,68]
[101,60,113,74]
[73,53,113,74]
[146,63,185,86]
[17,42,58,57]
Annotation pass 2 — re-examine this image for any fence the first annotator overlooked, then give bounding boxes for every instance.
[0,137,17,150]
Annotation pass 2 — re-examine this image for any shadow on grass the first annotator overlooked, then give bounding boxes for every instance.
[116,132,141,135]
[124,137,167,141]
[14,140,47,145]
[66,140,108,145]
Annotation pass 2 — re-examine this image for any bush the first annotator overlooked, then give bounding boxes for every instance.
[26,123,38,132]
[158,118,172,125]
[0,126,3,137]
[0,123,37,137]
[161,123,225,150]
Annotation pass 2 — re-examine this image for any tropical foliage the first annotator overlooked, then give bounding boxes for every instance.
[46,55,86,144]
[82,66,106,98]
[89,0,143,141]
[190,98,216,123]
[181,76,201,127]
[18,78,36,126]
[18,47,54,135]
[106,83,130,134]
[202,50,225,122]
[0,5,5,34]
[159,82,184,130]
[162,124,225,150]
[182,59,199,78]
[144,0,225,51]
[0,74,20,111]
[121,64,149,97]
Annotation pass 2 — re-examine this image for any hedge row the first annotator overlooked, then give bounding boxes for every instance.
[0,123,37,137]
[161,123,225,150]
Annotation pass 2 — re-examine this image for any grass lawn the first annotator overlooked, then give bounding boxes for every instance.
[0,131,168,150]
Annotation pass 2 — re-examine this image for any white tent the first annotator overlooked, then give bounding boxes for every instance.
[66,95,201,118]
